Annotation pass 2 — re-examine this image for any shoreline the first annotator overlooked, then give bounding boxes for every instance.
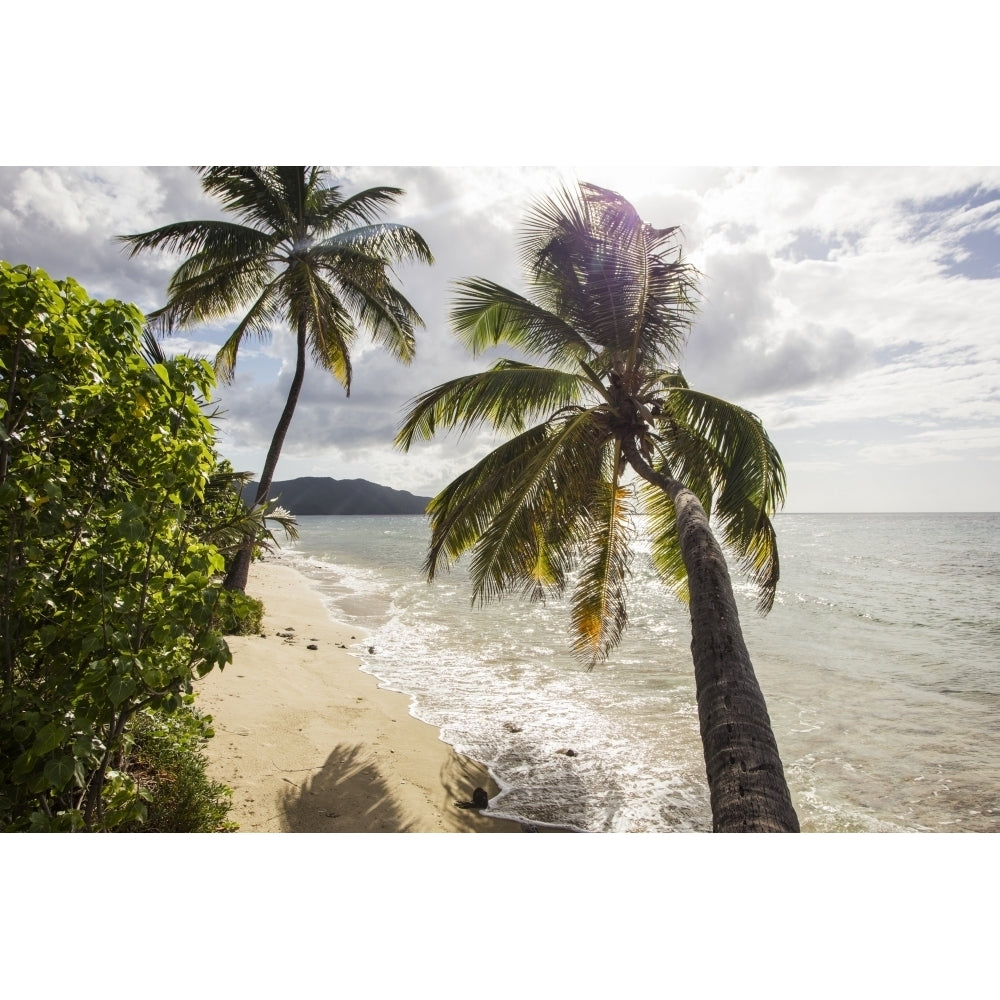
[196,561,526,832]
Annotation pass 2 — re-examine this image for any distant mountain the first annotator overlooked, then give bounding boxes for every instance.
[242,476,431,516]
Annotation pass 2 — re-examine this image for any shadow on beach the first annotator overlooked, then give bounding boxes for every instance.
[280,742,411,832]
[279,742,524,832]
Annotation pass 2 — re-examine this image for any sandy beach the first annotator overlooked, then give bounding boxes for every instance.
[196,561,523,832]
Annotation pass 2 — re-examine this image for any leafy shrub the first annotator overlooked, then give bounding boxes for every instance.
[118,706,236,833]
[212,589,265,636]
[0,263,232,831]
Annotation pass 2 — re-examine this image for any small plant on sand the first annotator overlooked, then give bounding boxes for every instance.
[212,590,265,636]
[118,706,236,833]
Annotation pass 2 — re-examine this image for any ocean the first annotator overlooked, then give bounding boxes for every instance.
[272,512,999,832]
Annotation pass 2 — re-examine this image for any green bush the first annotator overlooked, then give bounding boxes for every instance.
[212,589,265,635]
[118,706,236,832]
[0,263,232,831]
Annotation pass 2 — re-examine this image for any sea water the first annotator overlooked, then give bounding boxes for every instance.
[272,513,999,832]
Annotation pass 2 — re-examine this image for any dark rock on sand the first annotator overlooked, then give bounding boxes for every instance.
[455,786,490,810]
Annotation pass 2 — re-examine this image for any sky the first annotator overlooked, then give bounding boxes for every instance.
[2,164,998,512]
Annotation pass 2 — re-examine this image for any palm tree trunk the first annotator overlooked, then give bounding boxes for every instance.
[223,319,308,592]
[622,441,800,832]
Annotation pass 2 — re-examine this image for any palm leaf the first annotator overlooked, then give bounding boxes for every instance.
[311,223,433,269]
[195,166,295,234]
[141,230,278,339]
[638,477,690,604]
[423,424,552,574]
[422,410,607,599]
[465,410,609,606]
[278,263,357,390]
[117,218,273,262]
[322,259,420,367]
[569,476,634,665]
[517,183,696,372]
[318,186,406,229]
[450,277,593,363]
[660,383,786,612]
[396,360,587,448]
[212,283,284,383]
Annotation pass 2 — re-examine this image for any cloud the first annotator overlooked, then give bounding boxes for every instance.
[2,165,999,510]
[682,249,871,399]
[0,166,214,309]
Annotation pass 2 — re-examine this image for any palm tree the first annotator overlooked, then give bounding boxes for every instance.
[119,166,433,590]
[396,183,799,832]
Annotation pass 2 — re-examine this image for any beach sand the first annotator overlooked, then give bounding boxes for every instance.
[196,561,523,832]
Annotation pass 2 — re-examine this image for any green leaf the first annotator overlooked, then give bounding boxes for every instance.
[117,502,146,541]
[31,720,67,757]
[43,756,77,790]
[108,675,137,706]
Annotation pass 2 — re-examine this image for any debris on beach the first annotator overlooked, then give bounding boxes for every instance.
[455,787,490,810]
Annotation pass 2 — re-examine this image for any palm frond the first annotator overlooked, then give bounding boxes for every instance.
[117,219,273,262]
[569,477,634,665]
[311,222,433,271]
[515,183,697,372]
[184,464,299,558]
[450,277,593,363]
[465,410,610,606]
[196,166,297,234]
[660,383,786,612]
[213,282,285,383]
[289,265,356,391]
[148,254,279,339]
[638,477,690,604]
[140,327,168,367]
[396,361,587,448]
[202,499,299,560]
[255,502,300,550]
[423,424,553,574]
[322,262,420,367]
[275,166,310,227]
[423,410,607,598]
[317,186,406,229]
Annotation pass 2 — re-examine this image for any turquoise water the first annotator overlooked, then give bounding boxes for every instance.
[275,513,1000,832]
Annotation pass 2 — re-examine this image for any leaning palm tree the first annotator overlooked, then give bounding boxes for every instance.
[396,183,799,832]
[120,166,433,590]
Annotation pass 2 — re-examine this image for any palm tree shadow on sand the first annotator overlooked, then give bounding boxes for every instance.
[279,741,521,832]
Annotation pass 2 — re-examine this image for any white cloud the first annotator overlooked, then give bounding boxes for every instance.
[2,165,998,511]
